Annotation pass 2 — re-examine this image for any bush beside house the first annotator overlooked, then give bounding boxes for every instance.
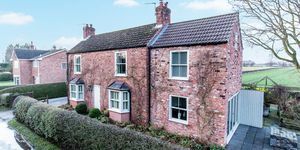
[0,72,13,81]
[14,96,181,150]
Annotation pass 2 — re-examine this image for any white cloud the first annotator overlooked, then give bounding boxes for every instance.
[113,0,139,7]
[53,36,82,50]
[0,12,33,25]
[182,0,232,12]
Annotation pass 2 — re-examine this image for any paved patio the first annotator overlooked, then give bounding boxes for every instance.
[226,124,300,150]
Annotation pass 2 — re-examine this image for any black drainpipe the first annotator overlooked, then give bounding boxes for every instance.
[66,53,70,105]
[147,47,151,125]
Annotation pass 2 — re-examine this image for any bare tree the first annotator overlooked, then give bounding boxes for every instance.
[230,0,300,69]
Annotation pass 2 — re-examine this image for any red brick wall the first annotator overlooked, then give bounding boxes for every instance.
[19,60,33,85]
[39,51,67,84]
[150,44,231,145]
[68,47,150,125]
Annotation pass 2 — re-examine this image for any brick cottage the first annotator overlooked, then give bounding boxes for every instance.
[12,48,67,85]
[67,1,242,146]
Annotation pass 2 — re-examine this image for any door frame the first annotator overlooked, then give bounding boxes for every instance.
[226,92,240,144]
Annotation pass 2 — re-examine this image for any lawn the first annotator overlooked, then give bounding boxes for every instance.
[0,81,14,86]
[242,67,300,88]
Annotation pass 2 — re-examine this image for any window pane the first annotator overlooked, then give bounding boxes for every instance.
[171,108,179,119]
[171,97,178,107]
[172,66,180,77]
[180,66,187,77]
[123,102,128,110]
[117,53,126,63]
[179,98,187,109]
[78,93,83,99]
[179,110,187,120]
[76,57,80,64]
[180,52,187,64]
[123,92,128,101]
[172,52,179,64]
[78,85,83,92]
[117,64,126,74]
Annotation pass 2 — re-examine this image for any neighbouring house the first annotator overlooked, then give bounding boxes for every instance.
[11,48,67,85]
[67,1,243,146]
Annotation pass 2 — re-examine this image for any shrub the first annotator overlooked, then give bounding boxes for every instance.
[0,72,13,81]
[14,97,180,150]
[0,82,67,99]
[14,96,38,123]
[75,103,88,115]
[0,93,21,108]
[89,108,101,118]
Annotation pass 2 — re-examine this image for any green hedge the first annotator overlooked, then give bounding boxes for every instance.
[0,93,20,107]
[15,97,180,150]
[0,82,67,99]
[0,72,13,81]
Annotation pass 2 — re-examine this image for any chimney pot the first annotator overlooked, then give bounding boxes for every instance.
[83,24,96,39]
[155,0,171,27]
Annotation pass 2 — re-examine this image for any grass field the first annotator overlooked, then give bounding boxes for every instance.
[242,67,300,88]
[0,81,14,86]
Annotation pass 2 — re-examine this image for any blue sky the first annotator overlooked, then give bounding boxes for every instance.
[0,0,272,63]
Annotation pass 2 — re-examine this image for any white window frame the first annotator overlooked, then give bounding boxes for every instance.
[108,90,130,113]
[33,60,39,68]
[13,75,20,85]
[114,51,127,76]
[234,32,239,51]
[61,62,67,70]
[69,84,84,101]
[14,60,19,69]
[169,95,188,125]
[74,55,81,74]
[169,50,189,80]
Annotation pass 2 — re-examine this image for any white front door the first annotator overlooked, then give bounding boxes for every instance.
[93,85,101,109]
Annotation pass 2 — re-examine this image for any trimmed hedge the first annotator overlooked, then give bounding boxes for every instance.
[0,72,13,81]
[14,96,181,150]
[0,93,20,107]
[0,82,67,99]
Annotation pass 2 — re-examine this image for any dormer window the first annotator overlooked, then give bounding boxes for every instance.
[115,52,127,76]
[74,55,81,74]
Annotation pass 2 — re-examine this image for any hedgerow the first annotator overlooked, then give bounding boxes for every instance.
[14,96,181,150]
[0,82,67,99]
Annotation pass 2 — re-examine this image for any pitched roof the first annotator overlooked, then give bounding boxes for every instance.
[151,13,238,48]
[69,24,159,54]
[14,49,50,59]
[31,49,66,59]
[68,13,238,54]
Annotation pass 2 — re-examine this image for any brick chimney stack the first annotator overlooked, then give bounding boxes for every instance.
[83,24,95,39]
[155,0,171,27]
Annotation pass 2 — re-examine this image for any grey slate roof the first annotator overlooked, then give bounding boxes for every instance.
[14,49,49,59]
[31,49,66,59]
[151,13,238,48]
[69,24,159,54]
[70,78,85,84]
[107,81,130,91]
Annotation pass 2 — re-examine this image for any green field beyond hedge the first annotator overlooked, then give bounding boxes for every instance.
[242,67,300,88]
